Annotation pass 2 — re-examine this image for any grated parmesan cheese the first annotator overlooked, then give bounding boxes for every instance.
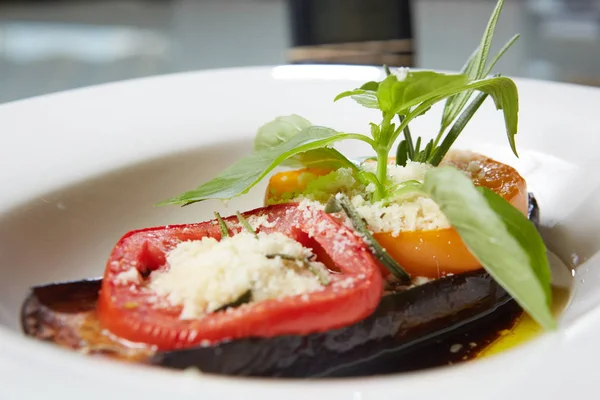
[357,162,450,234]
[114,267,141,285]
[291,161,450,235]
[149,232,328,319]
[245,214,277,230]
[349,194,449,235]
[361,160,431,185]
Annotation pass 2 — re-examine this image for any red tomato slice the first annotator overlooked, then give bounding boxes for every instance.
[97,203,383,350]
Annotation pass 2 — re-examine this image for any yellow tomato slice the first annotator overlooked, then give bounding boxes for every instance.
[264,168,332,205]
[265,151,528,278]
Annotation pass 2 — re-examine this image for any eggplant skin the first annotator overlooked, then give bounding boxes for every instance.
[21,193,541,378]
[528,192,539,227]
[20,279,153,362]
[150,270,513,377]
[21,279,102,349]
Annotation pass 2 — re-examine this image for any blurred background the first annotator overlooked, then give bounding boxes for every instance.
[0,0,598,104]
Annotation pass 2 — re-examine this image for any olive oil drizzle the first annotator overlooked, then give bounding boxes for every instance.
[476,286,570,359]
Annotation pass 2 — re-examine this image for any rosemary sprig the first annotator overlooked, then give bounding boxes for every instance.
[236,211,258,237]
[266,253,330,286]
[324,194,411,283]
[214,290,252,312]
[214,212,230,238]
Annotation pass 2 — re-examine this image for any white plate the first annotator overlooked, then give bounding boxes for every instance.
[1,65,599,400]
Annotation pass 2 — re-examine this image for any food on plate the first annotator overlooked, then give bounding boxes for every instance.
[21,0,563,377]
[96,204,383,349]
[21,261,522,376]
[265,149,529,278]
[21,196,541,376]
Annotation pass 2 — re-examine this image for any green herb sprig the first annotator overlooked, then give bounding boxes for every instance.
[214,212,230,238]
[324,194,411,283]
[214,290,252,312]
[236,211,257,237]
[158,1,517,206]
[158,0,556,330]
[266,253,330,286]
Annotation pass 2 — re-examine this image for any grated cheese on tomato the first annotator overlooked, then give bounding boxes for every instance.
[149,232,328,319]
[287,161,450,236]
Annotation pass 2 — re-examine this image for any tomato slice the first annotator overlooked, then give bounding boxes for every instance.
[265,151,528,278]
[97,203,383,350]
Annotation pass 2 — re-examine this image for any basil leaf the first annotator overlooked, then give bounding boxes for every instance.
[159,127,367,205]
[334,80,381,109]
[394,72,470,115]
[375,72,469,115]
[479,186,552,304]
[422,166,555,329]
[440,0,507,133]
[390,75,519,157]
[375,75,396,112]
[360,81,379,91]
[254,114,311,151]
[254,114,354,169]
[369,122,380,140]
[334,89,379,109]
[291,148,358,170]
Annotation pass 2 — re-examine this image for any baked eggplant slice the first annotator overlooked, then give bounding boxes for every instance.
[20,278,154,363]
[20,270,519,376]
[20,194,540,377]
[152,270,517,377]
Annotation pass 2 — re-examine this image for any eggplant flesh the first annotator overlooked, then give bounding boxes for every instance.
[20,193,540,377]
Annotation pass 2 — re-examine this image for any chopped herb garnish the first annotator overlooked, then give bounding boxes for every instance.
[236,211,257,237]
[214,290,252,312]
[214,212,229,238]
[266,253,330,286]
[306,264,330,286]
[325,194,411,283]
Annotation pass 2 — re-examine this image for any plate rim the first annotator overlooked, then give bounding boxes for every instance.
[1,64,598,399]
